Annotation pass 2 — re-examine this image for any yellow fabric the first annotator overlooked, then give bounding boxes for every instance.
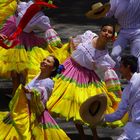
[0,120,20,140]
[121,112,129,125]
[0,43,70,81]
[47,43,71,64]
[0,0,70,80]
[33,127,70,140]
[0,111,9,120]
[0,85,70,140]
[0,85,31,140]
[27,43,70,82]
[9,85,32,140]
[0,0,17,24]
[1,47,30,73]
[30,89,45,117]
[0,47,10,78]
[47,79,124,127]
[27,47,50,82]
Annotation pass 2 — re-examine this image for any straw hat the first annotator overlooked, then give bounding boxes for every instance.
[80,94,107,127]
[86,2,110,19]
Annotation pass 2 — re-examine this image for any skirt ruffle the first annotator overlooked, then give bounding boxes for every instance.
[0,47,10,78]
[0,15,70,78]
[0,85,31,140]
[33,110,70,140]
[0,85,70,140]
[47,58,124,127]
[0,43,70,80]
[0,113,20,140]
[0,0,17,24]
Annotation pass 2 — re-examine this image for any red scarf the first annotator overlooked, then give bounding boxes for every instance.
[0,1,57,49]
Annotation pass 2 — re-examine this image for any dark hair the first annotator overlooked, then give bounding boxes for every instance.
[121,55,138,73]
[101,23,115,36]
[49,55,60,77]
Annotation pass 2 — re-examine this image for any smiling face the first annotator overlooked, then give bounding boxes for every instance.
[99,25,114,42]
[40,56,55,72]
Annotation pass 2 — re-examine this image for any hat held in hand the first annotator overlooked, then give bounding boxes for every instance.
[80,94,107,126]
[86,2,110,19]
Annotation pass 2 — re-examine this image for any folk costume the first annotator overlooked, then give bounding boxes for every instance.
[0,75,70,140]
[0,0,69,79]
[47,30,123,127]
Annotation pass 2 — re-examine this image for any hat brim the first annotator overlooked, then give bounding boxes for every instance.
[80,94,107,126]
[86,3,110,19]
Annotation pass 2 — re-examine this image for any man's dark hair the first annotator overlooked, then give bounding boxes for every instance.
[121,55,138,73]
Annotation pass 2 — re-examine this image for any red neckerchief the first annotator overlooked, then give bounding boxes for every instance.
[0,1,57,49]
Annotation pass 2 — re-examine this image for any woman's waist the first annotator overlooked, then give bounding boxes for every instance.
[71,56,94,70]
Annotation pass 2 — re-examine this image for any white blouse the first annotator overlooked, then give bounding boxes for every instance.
[25,76,54,103]
[71,30,116,71]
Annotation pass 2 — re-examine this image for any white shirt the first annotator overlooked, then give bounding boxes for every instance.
[71,30,116,71]
[107,0,140,29]
[105,73,140,139]
[25,76,54,103]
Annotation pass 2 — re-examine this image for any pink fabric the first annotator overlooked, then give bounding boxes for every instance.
[39,110,58,125]
[0,16,47,50]
[61,58,101,84]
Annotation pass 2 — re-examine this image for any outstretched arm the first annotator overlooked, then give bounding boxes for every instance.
[68,37,79,52]
[105,85,131,122]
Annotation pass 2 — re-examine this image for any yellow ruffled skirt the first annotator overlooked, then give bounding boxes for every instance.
[47,58,125,127]
[0,85,70,140]
[0,8,70,80]
[0,0,17,24]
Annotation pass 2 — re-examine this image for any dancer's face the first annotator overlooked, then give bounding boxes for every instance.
[40,56,55,72]
[99,25,114,42]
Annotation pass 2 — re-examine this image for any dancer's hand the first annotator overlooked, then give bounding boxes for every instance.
[22,85,33,94]
[0,34,7,40]
[68,37,77,51]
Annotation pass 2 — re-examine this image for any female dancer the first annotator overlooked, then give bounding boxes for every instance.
[47,24,123,140]
[0,55,70,140]
[0,0,68,96]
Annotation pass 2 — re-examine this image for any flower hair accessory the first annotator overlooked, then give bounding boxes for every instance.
[57,65,65,74]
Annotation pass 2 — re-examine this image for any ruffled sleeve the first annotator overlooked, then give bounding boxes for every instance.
[34,15,51,31]
[31,78,54,103]
[72,30,97,46]
[26,78,54,117]
[104,68,121,95]
[95,54,121,95]
[16,1,62,47]
[34,15,62,47]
